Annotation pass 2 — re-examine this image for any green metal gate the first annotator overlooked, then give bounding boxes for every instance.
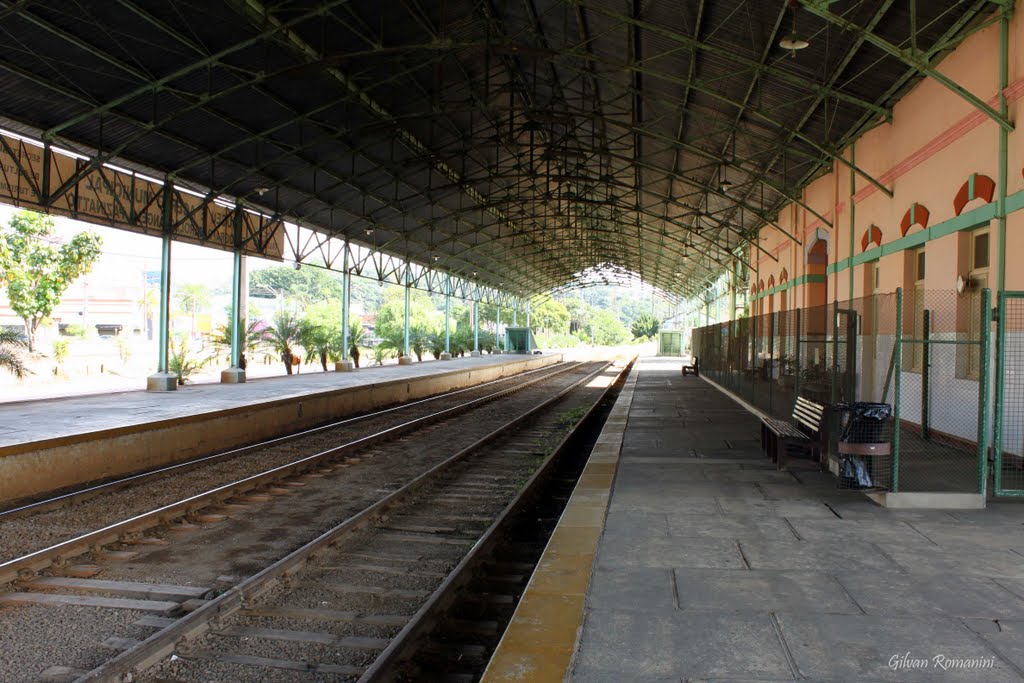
[994,291,1024,496]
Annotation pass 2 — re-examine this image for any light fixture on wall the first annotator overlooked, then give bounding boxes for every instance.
[956,274,973,295]
[779,0,810,56]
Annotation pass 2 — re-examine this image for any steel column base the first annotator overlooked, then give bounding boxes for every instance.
[220,367,246,384]
[439,352,453,360]
[470,350,482,357]
[335,360,355,372]
[398,356,414,365]
[146,372,178,392]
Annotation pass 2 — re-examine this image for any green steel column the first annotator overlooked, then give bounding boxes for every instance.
[526,300,532,352]
[794,308,802,397]
[229,248,243,368]
[831,304,840,404]
[977,288,992,496]
[157,231,171,373]
[728,260,737,322]
[994,292,1007,495]
[403,277,411,358]
[473,299,480,353]
[921,309,931,440]
[513,304,518,327]
[768,312,775,414]
[893,287,903,493]
[496,306,502,351]
[849,145,856,302]
[997,8,1009,294]
[444,286,451,355]
[341,248,350,361]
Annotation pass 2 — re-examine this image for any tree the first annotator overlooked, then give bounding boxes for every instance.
[531,297,570,335]
[0,211,102,351]
[249,266,342,304]
[0,329,29,377]
[631,312,660,339]
[591,309,630,346]
[375,286,444,354]
[264,310,300,374]
[175,283,211,338]
[213,319,265,359]
[299,301,343,371]
[137,286,158,339]
[348,318,366,367]
[168,336,213,385]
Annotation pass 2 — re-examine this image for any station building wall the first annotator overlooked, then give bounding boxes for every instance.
[746,5,1024,448]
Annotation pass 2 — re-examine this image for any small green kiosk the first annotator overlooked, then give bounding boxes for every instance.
[504,326,538,354]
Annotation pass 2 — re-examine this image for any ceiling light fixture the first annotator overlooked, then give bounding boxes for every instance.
[779,0,809,56]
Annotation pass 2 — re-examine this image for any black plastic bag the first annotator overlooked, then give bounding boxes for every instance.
[833,402,893,443]
[840,456,873,489]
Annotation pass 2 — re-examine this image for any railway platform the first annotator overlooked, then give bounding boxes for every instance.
[0,353,560,505]
[484,356,1024,682]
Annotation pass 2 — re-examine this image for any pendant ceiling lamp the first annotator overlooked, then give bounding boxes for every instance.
[779,0,810,56]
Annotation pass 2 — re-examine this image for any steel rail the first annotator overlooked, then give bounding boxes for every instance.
[359,357,635,681]
[0,360,574,521]
[0,360,583,585]
[73,360,616,683]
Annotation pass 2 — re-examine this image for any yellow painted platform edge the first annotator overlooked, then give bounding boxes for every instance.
[0,354,562,457]
[480,362,639,683]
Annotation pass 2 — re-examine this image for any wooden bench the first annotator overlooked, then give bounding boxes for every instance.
[760,396,829,468]
[681,357,699,376]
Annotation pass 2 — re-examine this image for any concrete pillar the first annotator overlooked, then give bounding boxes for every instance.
[221,248,246,383]
[471,299,481,356]
[147,231,176,391]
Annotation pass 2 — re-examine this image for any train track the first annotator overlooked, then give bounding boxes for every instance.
[369,359,629,682]
[0,360,582,582]
[0,359,622,682]
[1,360,577,521]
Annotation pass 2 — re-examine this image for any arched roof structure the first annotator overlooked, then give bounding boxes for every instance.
[0,1,995,299]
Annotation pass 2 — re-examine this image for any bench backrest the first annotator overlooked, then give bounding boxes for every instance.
[791,396,827,434]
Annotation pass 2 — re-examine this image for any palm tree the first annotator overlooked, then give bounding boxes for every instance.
[348,318,366,368]
[264,310,300,374]
[213,319,265,359]
[175,283,211,338]
[0,329,29,378]
[298,318,335,372]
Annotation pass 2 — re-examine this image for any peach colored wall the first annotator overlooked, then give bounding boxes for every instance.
[749,4,1024,307]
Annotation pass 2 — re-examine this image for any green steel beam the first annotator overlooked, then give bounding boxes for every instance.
[801,2,1013,133]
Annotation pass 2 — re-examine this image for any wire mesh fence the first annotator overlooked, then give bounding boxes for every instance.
[692,288,989,494]
[995,292,1024,496]
[896,289,986,493]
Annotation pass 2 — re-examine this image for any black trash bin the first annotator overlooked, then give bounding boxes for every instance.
[833,402,893,490]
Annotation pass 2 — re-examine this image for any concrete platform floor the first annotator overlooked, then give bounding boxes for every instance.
[0,354,544,449]
[570,357,1024,682]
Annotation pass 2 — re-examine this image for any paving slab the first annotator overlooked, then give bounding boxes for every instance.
[567,358,1024,682]
[573,611,795,680]
[834,571,1024,618]
[776,612,1018,681]
[673,568,861,614]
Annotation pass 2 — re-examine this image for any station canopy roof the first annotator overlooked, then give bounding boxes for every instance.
[0,0,996,299]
